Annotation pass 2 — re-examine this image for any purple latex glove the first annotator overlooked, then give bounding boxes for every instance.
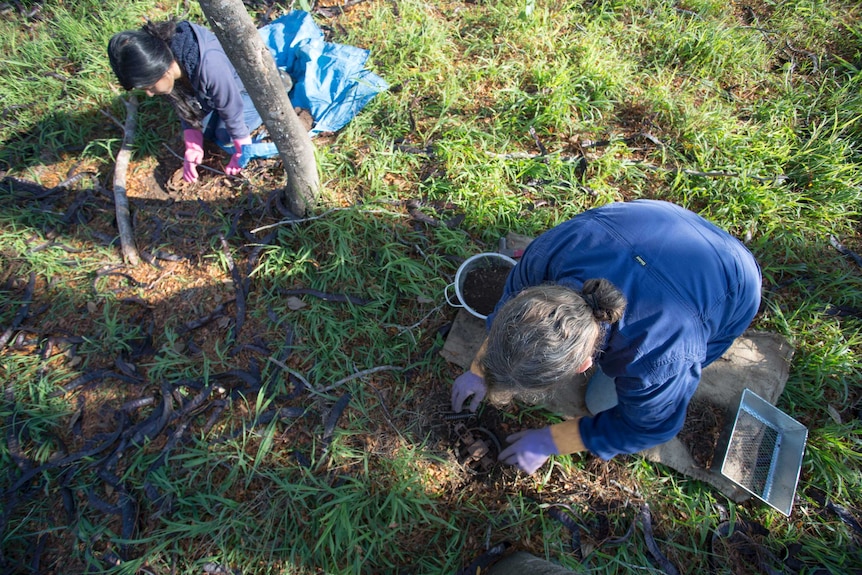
[451,370,487,412]
[498,427,559,474]
[183,129,204,182]
[226,136,252,176]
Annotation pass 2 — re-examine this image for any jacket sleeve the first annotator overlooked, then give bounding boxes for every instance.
[578,360,702,459]
[198,50,251,141]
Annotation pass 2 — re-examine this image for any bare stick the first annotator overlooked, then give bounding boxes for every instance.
[249,208,342,233]
[366,381,407,442]
[265,357,328,398]
[249,207,405,234]
[317,365,403,394]
[529,126,548,156]
[219,234,246,343]
[830,235,862,269]
[112,96,140,265]
[624,161,788,184]
[0,272,35,349]
[491,151,585,163]
[99,109,124,131]
[390,303,446,335]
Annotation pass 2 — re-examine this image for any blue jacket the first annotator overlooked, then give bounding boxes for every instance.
[487,200,762,459]
[174,21,251,141]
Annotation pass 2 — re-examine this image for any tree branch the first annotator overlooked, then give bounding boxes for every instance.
[112,95,140,265]
[317,365,403,394]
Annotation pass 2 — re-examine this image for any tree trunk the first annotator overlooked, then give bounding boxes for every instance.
[197,0,319,215]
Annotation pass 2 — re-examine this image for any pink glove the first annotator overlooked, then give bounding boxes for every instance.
[225,136,252,176]
[183,129,205,183]
[451,371,487,412]
[498,427,559,474]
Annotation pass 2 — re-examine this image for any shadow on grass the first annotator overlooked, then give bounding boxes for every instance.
[0,93,179,178]
[0,171,471,573]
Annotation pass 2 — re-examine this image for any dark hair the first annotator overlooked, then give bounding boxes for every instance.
[107,25,174,91]
[483,279,626,393]
[107,19,204,129]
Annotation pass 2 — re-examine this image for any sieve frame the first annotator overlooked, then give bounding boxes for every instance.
[719,388,808,516]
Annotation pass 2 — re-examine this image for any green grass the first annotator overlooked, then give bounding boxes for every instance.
[2,0,862,573]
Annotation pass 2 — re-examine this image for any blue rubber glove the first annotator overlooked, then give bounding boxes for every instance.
[451,370,487,413]
[498,427,559,474]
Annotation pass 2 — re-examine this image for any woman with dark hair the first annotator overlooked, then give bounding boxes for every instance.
[450,200,762,474]
[108,19,262,182]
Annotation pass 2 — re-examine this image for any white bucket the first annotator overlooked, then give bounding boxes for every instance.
[444,252,517,319]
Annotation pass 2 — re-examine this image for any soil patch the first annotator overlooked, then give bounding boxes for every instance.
[677,398,728,470]
[461,262,512,316]
[721,410,780,498]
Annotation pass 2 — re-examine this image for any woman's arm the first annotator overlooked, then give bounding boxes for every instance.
[198,49,250,141]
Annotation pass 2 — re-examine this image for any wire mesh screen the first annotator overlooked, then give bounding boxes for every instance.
[722,408,781,498]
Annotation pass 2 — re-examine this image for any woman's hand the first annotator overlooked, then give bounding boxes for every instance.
[182,129,205,182]
[451,370,487,413]
[498,427,559,474]
[226,137,252,176]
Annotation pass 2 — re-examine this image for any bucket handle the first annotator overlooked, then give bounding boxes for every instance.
[444,282,463,308]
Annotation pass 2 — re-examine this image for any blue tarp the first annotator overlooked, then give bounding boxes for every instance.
[225,10,388,165]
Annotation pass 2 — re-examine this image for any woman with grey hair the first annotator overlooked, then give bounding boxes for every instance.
[451,200,762,474]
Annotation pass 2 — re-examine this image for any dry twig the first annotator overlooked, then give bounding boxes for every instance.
[317,365,403,394]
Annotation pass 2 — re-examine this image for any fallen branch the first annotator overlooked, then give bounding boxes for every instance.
[99,108,124,131]
[783,39,820,73]
[219,235,247,343]
[176,300,236,334]
[366,381,407,442]
[266,357,322,397]
[528,125,548,156]
[639,504,681,575]
[312,0,369,17]
[625,161,788,184]
[825,304,862,319]
[250,207,405,234]
[250,207,342,233]
[490,132,663,163]
[0,272,35,350]
[317,365,403,394]
[385,304,447,342]
[490,150,585,163]
[829,235,862,269]
[406,199,444,227]
[486,134,788,184]
[112,95,140,265]
[279,287,371,306]
[583,132,665,149]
